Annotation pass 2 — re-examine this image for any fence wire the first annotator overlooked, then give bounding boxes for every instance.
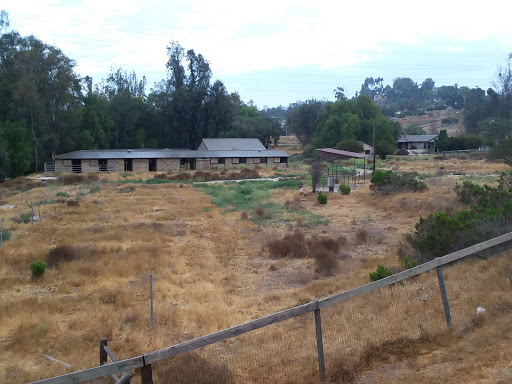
[152,312,319,384]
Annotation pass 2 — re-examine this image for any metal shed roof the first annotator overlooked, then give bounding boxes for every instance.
[199,138,267,151]
[53,149,290,160]
[316,148,368,159]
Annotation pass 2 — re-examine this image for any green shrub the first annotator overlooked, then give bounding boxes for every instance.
[369,265,393,281]
[122,172,133,178]
[370,170,427,194]
[317,192,327,204]
[20,212,31,224]
[441,117,459,125]
[56,191,69,197]
[1,229,11,242]
[338,184,351,195]
[454,180,484,205]
[400,255,418,270]
[30,261,46,279]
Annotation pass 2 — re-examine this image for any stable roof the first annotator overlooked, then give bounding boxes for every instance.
[53,149,290,160]
[199,138,267,151]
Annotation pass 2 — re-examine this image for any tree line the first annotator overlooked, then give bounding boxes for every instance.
[0,11,281,179]
[283,55,512,159]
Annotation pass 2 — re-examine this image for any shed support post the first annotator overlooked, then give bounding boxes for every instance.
[100,338,108,365]
[141,364,153,384]
[436,266,452,328]
[314,307,326,381]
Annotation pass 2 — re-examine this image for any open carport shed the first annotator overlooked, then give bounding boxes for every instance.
[316,148,369,185]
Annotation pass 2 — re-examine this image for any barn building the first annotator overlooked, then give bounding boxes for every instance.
[51,139,290,174]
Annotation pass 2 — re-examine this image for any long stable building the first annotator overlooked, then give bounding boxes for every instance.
[52,139,290,173]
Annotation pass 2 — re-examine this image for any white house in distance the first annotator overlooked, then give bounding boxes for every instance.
[396,133,438,154]
[359,142,374,158]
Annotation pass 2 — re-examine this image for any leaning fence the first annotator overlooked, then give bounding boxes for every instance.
[31,232,512,384]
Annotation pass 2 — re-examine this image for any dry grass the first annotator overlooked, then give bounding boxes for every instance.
[0,156,511,383]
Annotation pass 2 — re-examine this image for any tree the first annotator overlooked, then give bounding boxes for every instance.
[0,146,9,181]
[488,138,512,167]
[337,138,363,153]
[376,140,395,159]
[434,129,450,152]
[0,120,32,177]
[309,157,324,193]
[286,99,323,146]
[405,123,426,135]
[491,53,512,119]
[0,10,9,33]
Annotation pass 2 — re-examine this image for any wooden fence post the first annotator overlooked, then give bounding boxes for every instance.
[141,364,153,384]
[100,338,108,365]
[314,305,326,381]
[436,266,452,327]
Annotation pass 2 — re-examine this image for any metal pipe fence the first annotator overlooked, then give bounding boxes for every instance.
[30,232,512,384]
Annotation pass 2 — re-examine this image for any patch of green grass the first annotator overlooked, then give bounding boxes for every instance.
[195,180,327,226]
[56,191,69,197]
[37,199,58,205]
[110,179,144,184]
[122,172,134,178]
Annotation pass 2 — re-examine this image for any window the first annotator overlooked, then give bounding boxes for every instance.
[280,157,288,164]
[239,157,247,164]
[217,158,225,164]
[260,157,267,163]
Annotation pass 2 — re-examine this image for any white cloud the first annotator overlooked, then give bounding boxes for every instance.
[3,0,512,88]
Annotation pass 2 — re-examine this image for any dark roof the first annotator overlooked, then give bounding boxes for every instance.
[316,148,367,159]
[200,138,266,151]
[53,149,290,160]
[397,135,437,143]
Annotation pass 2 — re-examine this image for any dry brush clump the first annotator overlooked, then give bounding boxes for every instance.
[266,230,347,276]
[46,244,97,268]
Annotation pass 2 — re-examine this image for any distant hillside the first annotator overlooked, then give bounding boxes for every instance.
[394,108,465,137]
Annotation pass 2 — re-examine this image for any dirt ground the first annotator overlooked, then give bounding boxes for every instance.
[395,108,465,136]
[0,156,511,383]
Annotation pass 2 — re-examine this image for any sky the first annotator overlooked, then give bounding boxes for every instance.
[3,0,512,108]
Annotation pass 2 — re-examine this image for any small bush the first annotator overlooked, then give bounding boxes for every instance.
[56,191,69,197]
[19,212,31,224]
[313,248,339,276]
[338,184,351,195]
[255,206,272,219]
[1,229,11,241]
[118,186,136,194]
[395,149,409,156]
[400,255,418,270]
[317,192,328,204]
[66,200,80,207]
[46,244,96,268]
[284,197,304,211]
[31,261,46,279]
[240,211,249,220]
[355,227,368,244]
[267,229,307,258]
[89,185,100,194]
[369,265,393,282]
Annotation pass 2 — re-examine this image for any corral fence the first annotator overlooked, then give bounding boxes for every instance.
[31,232,512,384]
[318,166,366,192]
[44,162,118,175]
[441,148,489,158]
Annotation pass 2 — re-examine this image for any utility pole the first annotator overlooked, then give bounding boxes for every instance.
[372,122,376,172]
